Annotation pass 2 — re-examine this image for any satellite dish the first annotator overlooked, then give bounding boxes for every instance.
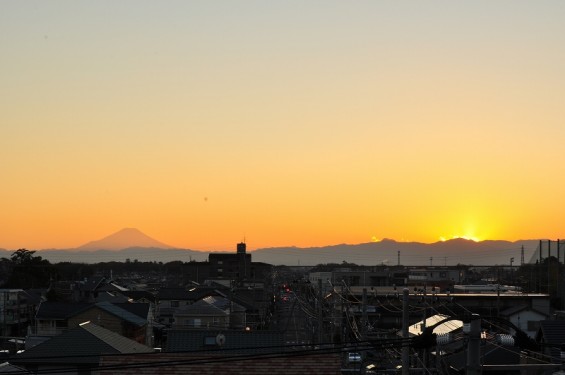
[216,333,226,346]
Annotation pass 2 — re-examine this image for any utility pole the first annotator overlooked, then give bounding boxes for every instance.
[398,251,400,267]
[422,288,428,370]
[559,239,563,310]
[539,240,543,293]
[510,257,514,285]
[430,257,433,267]
[362,288,368,338]
[549,240,552,297]
[402,288,410,375]
[318,278,323,345]
[521,245,525,266]
[466,314,482,375]
[340,285,345,345]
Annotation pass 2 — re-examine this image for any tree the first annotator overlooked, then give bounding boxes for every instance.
[11,249,41,265]
[3,249,56,288]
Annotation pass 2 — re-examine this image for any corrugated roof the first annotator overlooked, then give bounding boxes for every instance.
[408,314,463,336]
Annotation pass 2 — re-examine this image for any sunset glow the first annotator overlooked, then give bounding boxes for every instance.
[440,236,481,243]
[1,2,565,251]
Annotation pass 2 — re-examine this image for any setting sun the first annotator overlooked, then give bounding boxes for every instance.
[1,2,564,251]
[440,235,481,242]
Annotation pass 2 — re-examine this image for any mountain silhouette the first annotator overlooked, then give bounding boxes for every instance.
[250,238,541,266]
[77,228,174,251]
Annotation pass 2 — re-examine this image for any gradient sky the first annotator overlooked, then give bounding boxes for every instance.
[2,1,564,251]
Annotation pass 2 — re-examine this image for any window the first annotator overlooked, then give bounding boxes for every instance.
[218,261,223,265]
[527,321,535,331]
[204,336,217,346]
[171,300,179,307]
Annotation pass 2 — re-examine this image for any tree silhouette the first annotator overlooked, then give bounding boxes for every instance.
[11,249,40,265]
[2,249,56,288]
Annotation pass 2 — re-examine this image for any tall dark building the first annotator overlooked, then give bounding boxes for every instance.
[209,242,251,284]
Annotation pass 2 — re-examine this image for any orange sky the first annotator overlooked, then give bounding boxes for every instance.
[1,2,564,251]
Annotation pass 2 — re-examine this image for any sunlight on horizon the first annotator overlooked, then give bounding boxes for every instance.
[439,235,481,242]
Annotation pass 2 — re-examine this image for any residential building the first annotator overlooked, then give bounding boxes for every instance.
[208,242,251,283]
[32,301,151,346]
[12,322,153,375]
[0,289,35,338]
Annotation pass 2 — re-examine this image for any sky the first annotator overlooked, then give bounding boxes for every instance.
[1,1,565,251]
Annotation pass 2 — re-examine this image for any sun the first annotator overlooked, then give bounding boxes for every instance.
[440,235,481,242]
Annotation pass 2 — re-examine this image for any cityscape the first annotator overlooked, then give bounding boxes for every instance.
[1,237,565,374]
[3,1,565,374]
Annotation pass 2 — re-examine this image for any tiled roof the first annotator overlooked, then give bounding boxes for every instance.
[114,302,150,320]
[80,323,153,354]
[158,287,218,301]
[98,352,342,375]
[36,301,92,320]
[201,296,245,313]
[11,322,153,365]
[36,301,148,326]
[120,291,157,303]
[175,300,227,316]
[0,362,30,374]
[95,301,147,326]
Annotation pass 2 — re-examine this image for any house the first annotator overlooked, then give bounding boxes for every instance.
[536,320,565,363]
[32,301,151,346]
[34,302,92,337]
[223,288,270,330]
[156,286,219,326]
[172,296,246,330]
[407,267,465,290]
[443,339,522,374]
[500,304,549,338]
[11,322,153,375]
[0,289,36,338]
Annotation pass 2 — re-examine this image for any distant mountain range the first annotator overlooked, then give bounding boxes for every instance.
[0,228,550,266]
